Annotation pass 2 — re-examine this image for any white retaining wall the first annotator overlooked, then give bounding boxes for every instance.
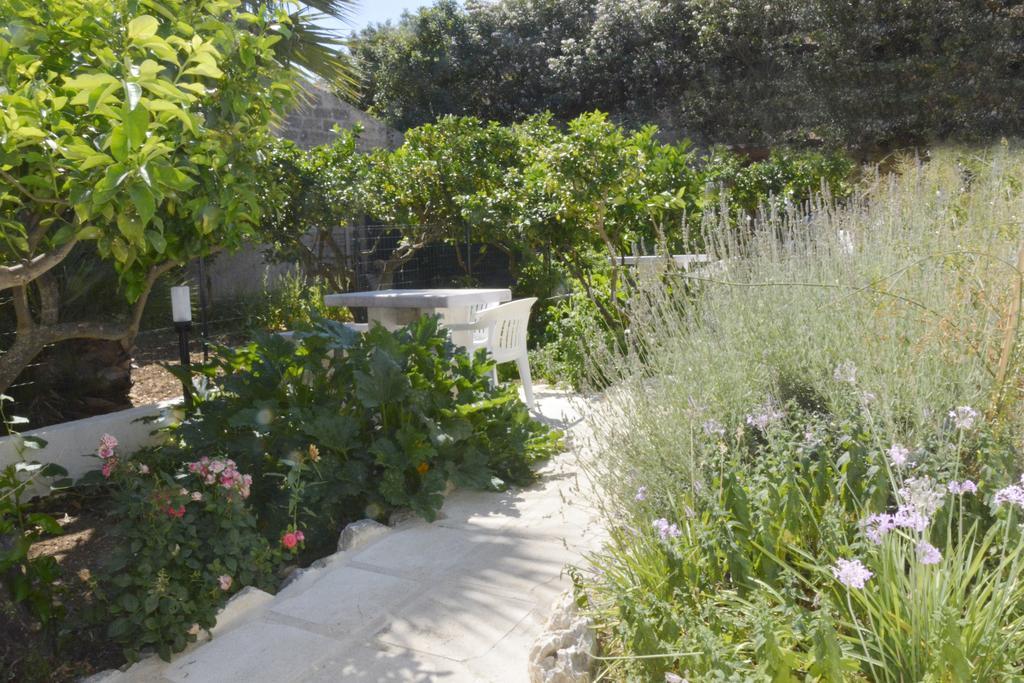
[0,399,181,497]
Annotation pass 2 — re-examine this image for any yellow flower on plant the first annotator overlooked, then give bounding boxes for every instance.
[416,462,429,475]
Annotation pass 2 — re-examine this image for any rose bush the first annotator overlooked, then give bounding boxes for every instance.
[92,438,277,662]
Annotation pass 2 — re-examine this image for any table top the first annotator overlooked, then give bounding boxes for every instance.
[611,254,712,267]
[324,288,512,309]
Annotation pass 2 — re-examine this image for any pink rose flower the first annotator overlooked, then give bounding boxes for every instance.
[100,433,118,449]
[101,458,117,478]
[139,464,149,474]
[97,445,115,459]
[282,532,298,550]
[294,530,305,543]
[218,575,233,591]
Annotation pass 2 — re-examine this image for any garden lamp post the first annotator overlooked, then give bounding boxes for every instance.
[170,286,193,409]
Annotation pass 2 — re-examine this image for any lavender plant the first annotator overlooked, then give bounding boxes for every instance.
[578,146,1024,680]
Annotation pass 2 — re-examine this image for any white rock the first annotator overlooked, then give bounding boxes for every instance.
[211,586,275,636]
[528,591,596,683]
[338,518,392,551]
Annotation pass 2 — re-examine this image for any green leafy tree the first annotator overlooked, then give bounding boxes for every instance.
[361,115,521,285]
[351,0,1024,147]
[257,127,368,289]
[0,0,296,393]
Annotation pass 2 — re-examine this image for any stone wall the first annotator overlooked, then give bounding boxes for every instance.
[276,83,403,152]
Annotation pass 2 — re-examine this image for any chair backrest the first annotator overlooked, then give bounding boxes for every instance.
[474,297,537,363]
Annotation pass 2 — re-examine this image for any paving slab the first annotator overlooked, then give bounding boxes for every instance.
[374,581,535,661]
[163,620,338,683]
[121,388,599,683]
[272,565,421,634]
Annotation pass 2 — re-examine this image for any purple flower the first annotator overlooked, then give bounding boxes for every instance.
[898,477,945,518]
[832,558,873,589]
[635,486,647,502]
[915,541,942,565]
[833,361,858,384]
[993,479,1024,509]
[702,419,725,438]
[893,505,930,533]
[863,513,897,544]
[949,406,979,431]
[653,518,681,540]
[745,402,784,431]
[948,480,977,495]
[887,443,910,467]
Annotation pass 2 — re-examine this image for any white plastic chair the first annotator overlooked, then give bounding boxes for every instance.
[448,297,537,409]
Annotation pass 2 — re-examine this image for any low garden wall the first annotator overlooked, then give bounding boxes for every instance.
[0,399,181,497]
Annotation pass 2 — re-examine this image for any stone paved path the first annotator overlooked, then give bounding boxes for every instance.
[117,388,601,683]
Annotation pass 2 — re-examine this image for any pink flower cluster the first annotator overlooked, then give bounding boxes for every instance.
[282,529,306,550]
[97,434,118,478]
[187,457,252,498]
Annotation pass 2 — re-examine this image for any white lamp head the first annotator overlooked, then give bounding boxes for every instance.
[171,286,192,324]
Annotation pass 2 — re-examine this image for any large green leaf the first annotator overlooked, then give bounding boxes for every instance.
[353,347,409,407]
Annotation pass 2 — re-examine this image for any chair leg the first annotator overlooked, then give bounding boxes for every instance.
[516,353,535,410]
[490,365,499,387]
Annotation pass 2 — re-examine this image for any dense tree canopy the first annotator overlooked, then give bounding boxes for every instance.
[0,0,296,393]
[350,0,1024,147]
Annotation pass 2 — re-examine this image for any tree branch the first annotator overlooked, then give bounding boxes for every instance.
[0,170,68,207]
[11,285,33,333]
[0,238,79,291]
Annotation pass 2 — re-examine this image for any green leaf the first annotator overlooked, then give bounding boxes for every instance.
[109,126,129,162]
[124,81,142,111]
[128,15,160,41]
[124,104,148,150]
[27,513,63,536]
[117,213,145,247]
[146,229,167,254]
[181,61,223,79]
[20,436,46,450]
[129,183,156,226]
[354,348,409,407]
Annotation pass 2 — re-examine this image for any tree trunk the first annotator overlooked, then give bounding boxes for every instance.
[7,338,132,428]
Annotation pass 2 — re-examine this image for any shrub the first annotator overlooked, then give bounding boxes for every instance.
[170,315,560,555]
[579,146,1024,679]
[0,397,66,627]
[245,269,350,332]
[589,403,1024,679]
[93,437,277,662]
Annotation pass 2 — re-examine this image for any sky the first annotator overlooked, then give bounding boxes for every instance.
[331,0,437,34]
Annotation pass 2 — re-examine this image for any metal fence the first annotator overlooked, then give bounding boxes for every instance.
[1,223,514,428]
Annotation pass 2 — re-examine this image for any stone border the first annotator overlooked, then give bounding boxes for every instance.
[528,590,597,683]
[0,399,181,497]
